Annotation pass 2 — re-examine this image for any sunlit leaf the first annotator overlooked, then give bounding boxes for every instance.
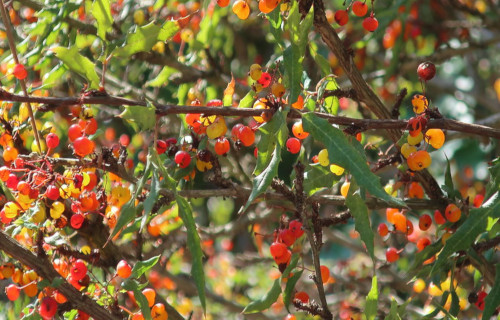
[52,46,100,89]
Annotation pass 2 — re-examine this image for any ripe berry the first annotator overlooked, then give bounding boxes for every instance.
[5,284,20,301]
[291,121,309,140]
[174,151,191,168]
[237,126,255,147]
[408,182,424,199]
[45,133,60,149]
[274,248,291,265]
[6,174,18,189]
[392,212,407,233]
[156,140,167,154]
[232,0,251,20]
[386,247,400,263]
[352,1,368,16]
[416,237,431,252]
[270,242,287,258]
[70,213,85,229]
[249,64,262,81]
[68,124,83,142]
[12,63,27,80]
[320,265,330,283]
[334,10,349,26]
[217,0,230,8]
[294,291,309,303]
[434,210,446,225]
[289,220,304,238]
[214,137,230,155]
[257,72,272,88]
[271,82,286,98]
[424,129,445,149]
[45,185,60,201]
[291,95,304,110]
[473,194,484,208]
[286,137,301,154]
[70,259,88,281]
[413,279,426,293]
[3,146,18,162]
[378,223,389,237]
[279,228,295,246]
[116,260,132,278]
[411,94,428,114]
[362,16,378,32]
[73,136,95,157]
[417,61,436,81]
[400,143,417,159]
[407,150,431,171]
[445,203,461,222]
[340,181,350,197]
[39,297,57,320]
[142,288,156,307]
[119,134,130,146]
[259,0,274,14]
[418,214,432,231]
[231,123,244,141]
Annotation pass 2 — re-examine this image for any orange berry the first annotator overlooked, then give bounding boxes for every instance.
[445,203,461,222]
[271,82,286,98]
[416,237,431,252]
[425,129,445,149]
[392,212,407,233]
[116,260,132,278]
[386,208,399,224]
[408,182,424,198]
[217,0,230,7]
[407,150,431,171]
[418,214,432,231]
[232,0,250,20]
[291,121,309,140]
[320,265,330,283]
[411,94,428,114]
[291,95,304,109]
[151,303,168,320]
[142,288,156,307]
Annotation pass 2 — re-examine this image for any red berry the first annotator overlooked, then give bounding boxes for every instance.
[417,61,436,81]
[214,137,230,155]
[5,284,20,301]
[378,223,389,237]
[279,228,295,247]
[70,213,85,229]
[116,260,133,278]
[13,63,28,80]
[73,136,95,157]
[156,140,167,154]
[39,297,57,319]
[238,126,255,147]
[70,259,88,281]
[68,124,83,142]
[165,137,177,146]
[174,151,191,168]
[207,99,223,107]
[294,291,309,303]
[362,16,378,32]
[352,1,368,16]
[45,133,60,149]
[320,265,330,283]
[286,137,301,154]
[257,72,272,88]
[416,237,431,252]
[334,10,349,26]
[386,247,400,263]
[473,194,484,208]
[270,241,287,258]
[6,173,19,189]
[231,123,244,141]
[418,214,432,231]
[119,134,130,146]
[288,219,304,238]
[45,185,60,201]
[274,248,291,265]
[434,210,446,225]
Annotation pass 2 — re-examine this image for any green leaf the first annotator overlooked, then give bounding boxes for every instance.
[240,144,281,214]
[424,292,449,319]
[255,112,287,175]
[302,113,405,207]
[482,264,500,320]
[298,5,313,55]
[442,156,459,198]
[283,270,303,311]
[485,157,500,199]
[176,195,206,314]
[52,46,100,89]
[409,241,441,275]
[449,290,460,317]
[114,22,162,57]
[283,44,303,107]
[118,104,156,131]
[122,280,152,320]
[158,20,179,41]
[91,0,113,40]
[281,253,300,279]
[431,192,500,276]
[287,0,300,43]
[146,66,177,87]
[303,165,339,195]
[238,90,255,108]
[142,169,160,217]
[345,189,375,261]
[310,44,331,76]
[267,6,283,45]
[243,278,281,313]
[131,255,160,279]
[384,299,401,320]
[363,276,378,320]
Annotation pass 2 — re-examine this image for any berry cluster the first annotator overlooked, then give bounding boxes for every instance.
[334,1,378,32]
[269,219,304,269]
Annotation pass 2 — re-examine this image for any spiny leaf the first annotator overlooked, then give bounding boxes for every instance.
[431,192,500,276]
[146,66,177,87]
[346,189,375,261]
[91,0,113,40]
[176,195,206,314]
[302,113,405,207]
[242,278,281,314]
[158,20,179,41]
[240,144,281,214]
[52,46,100,89]
[131,255,160,279]
[118,104,156,131]
[255,112,287,175]
[364,276,378,320]
[114,22,162,57]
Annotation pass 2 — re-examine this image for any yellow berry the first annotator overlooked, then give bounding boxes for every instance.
[425,129,445,149]
[329,164,344,175]
[407,132,423,145]
[340,181,350,197]
[318,149,329,167]
[249,64,262,81]
[401,143,417,159]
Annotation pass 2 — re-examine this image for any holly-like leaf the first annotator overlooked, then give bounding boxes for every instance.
[482,264,500,320]
[114,22,162,57]
[52,46,100,89]
[131,255,160,279]
[240,144,281,214]
[267,6,283,45]
[176,195,206,314]
[91,0,113,40]
[243,278,281,314]
[364,276,378,320]
[118,104,156,131]
[255,112,287,175]
[284,44,303,107]
[283,270,303,311]
[146,66,177,87]
[346,189,375,261]
[302,113,405,207]
[431,192,500,276]
[158,20,179,41]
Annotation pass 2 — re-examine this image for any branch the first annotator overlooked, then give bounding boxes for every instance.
[0,230,123,320]
[2,90,499,139]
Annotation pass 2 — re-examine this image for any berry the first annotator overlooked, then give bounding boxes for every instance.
[257,72,272,88]
[289,220,304,238]
[292,121,309,140]
[473,194,484,208]
[362,16,379,32]
[214,137,230,155]
[279,228,295,246]
[232,0,250,20]
[294,291,309,303]
[418,214,432,231]
[334,10,349,26]
[291,95,304,110]
[237,126,255,147]
[317,149,329,166]
[408,182,424,198]
[417,61,436,81]
[320,265,330,283]
[434,210,446,225]
[445,203,461,222]
[329,164,345,175]
[407,150,431,171]
[68,124,84,142]
[73,136,95,157]
[340,181,350,197]
[70,259,87,281]
[249,64,262,81]
[286,137,301,154]
[401,143,417,159]
[45,185,60,201]
[416,237,431,252]
[6,174,18,189]
[45,133,60,149]
[386,247,400,263]
[133,10,145,25]
[116,260,132,278]
[407,132,423,145]
[231,124,244,141]
[5,284,20,301]
[411,94,428,114]
[270,242,287,258]
[413,279,426,293]
[217,0,230,7]
[392,212,407,233]
[174,151,191,168]
[119,134,130,146]
[258,0,274,14]
[3,146,18,162]
[70,213,85,229]
[156,140,167,154]
[39,297,57,319]
[271,82,286,98]
[151,303,168,320]
[352,1,368,16]
[13,63,27,80]
[378,223,389,237]
[142,288,156,307]
[424,129,445,149]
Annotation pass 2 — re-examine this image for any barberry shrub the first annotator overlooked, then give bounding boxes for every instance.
[0,1,498,320]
